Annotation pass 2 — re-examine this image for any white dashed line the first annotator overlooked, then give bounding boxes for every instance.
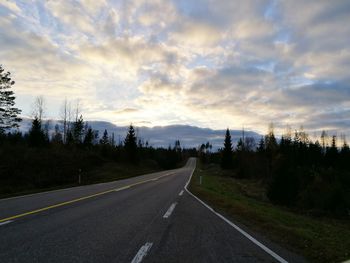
[178,190,184,196]
[163,202,177,218]
[131,242,153,263]
[0,220,12,226]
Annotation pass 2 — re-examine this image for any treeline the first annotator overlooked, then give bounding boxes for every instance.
[0,65,195,196]
[0,118,195,195]
[200,126,350,217]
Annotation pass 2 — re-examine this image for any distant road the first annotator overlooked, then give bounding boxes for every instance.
[0,158,304,262]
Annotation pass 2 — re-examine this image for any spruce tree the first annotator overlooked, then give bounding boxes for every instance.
[325,135,338,167]
[257,137,265,152]
[28,117,46,147]
[72,115,84,144]
[221,128,233,169]
[0,65,21,132]
[100,129,109,145]
[83,127,94,147]
[66,130,74,145]
[52,124,63,143]
[236,138,244,152]
[124,124,138,163]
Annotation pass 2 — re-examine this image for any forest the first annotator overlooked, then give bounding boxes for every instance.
[1,63,349,217]
[199,126,350,217]
[0,65,194,196]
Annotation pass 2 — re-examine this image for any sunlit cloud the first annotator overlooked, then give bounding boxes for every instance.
[0,0,349,136]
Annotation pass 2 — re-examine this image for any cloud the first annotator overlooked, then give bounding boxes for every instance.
[46,1,95,34]
[169,19,223,47]
[115,108,139,114]
[0,1,21,13]
[0,0,350,137]
[79,35,184,81]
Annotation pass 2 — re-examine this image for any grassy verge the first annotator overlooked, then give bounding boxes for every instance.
[189,162,350,263]
[84,160,161,183]
[0,160,161,199]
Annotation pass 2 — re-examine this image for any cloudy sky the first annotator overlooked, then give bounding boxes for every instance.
[0,0,349,135]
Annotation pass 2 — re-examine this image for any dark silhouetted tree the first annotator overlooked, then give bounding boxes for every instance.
[66,130,74,145]
[221,128,233,169]
[320,130,328,152]
[72,115,84,144]
[100,129,109,145]
[28,117,46,147]
[265,123,277,176]
[124,124,138,163]
[265,123,277,153]
[325,135,338,167]
[110,132,115,146]
[236,138,244,152]
[0,65,21,132]
[174,140,181,152]
[257,136,265,152]
[83,127,94,147]
[52,124,63,144]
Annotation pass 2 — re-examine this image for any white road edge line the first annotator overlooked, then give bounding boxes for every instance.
[163,202,177,218]
[131,242,153,263]
[0,220,13,226]
[184,160,288,263]
[179,190,184,196]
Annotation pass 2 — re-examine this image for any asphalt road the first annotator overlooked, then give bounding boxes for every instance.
[0,158,305,263]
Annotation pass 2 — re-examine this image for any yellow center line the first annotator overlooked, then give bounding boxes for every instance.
[0,172,176,223]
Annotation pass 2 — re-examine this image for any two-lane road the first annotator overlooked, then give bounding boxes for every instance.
[0,158,304,262]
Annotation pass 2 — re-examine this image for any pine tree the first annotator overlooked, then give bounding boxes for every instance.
[0,65,21,132]
[83,127,94,147]
[236,138,244,152]
[265,123,277,153]
[100,129,109,145]
[257,136,265,152]
[340,138,350,169]
[110,132,115,146]
[28,117,46,147]
[325,135,338,167]
[124,124,138,163]
[221,128,233,169]
[52,124,63,143]
[72,115,84,144]
[174,140,181,152]
[66,130,74,145]
[320,130,328,153]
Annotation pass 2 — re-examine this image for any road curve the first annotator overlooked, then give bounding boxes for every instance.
[0,158,305,262]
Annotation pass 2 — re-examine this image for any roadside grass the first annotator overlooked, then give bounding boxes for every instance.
[189,162,350,263]
[84,159,161,183]
[0,160,161,199]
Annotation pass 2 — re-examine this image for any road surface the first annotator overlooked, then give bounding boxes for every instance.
[0,158,304,262]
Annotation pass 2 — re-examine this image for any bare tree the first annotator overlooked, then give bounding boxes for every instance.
[321,130,328,151]
[74,99,81,122]
[340,133,347,147]
[32,96,46,121]
[284,125,292,141]
[299,125,309,144]
[60,98,73,143]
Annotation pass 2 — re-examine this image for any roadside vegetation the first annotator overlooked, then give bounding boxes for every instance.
[2,63,349,261]
[190,161,350,262]
[194,124,350,262]
[0,65,195,198]
[199,125,350,217]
